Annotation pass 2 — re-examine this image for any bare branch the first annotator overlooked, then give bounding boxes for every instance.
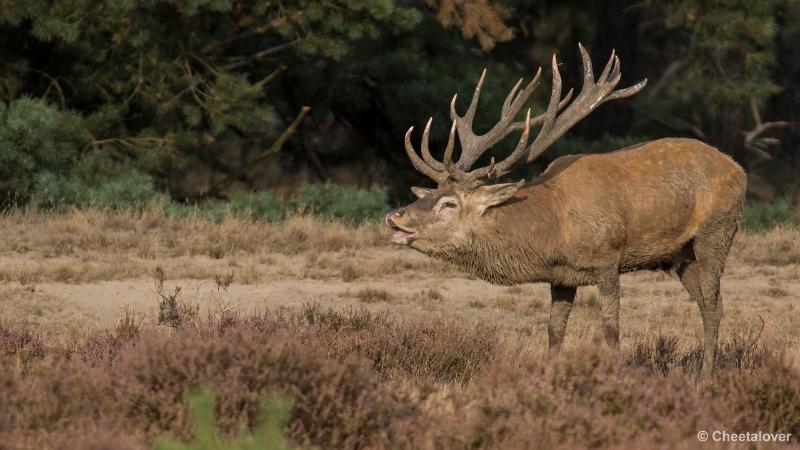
[743,98,793,159]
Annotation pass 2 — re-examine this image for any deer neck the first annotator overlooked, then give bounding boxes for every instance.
[430,189,561,285]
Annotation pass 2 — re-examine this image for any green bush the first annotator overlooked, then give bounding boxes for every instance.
[204,192,287,222]
[31,170,168,211]
[155,388,292,450]
[743,197,799,231]
[289,183,389,223]
[30,171,84,210]
[83,172,167,211]
[0,98,89,204]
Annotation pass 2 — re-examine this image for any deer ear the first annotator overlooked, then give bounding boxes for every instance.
[472,180,525,214]
[411,186,434,199]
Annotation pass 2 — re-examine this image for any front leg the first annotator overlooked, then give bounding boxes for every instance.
[548,285,576,353]
[598,271,621,348]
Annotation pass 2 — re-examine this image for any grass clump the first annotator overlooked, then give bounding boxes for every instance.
[354,288,392,303]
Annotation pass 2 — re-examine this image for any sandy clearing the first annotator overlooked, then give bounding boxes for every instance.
[1,244,796,357]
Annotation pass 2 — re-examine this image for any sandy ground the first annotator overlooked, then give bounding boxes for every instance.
[2,242,799,357]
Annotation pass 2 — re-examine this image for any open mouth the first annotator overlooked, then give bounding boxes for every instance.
[386,215,417,243]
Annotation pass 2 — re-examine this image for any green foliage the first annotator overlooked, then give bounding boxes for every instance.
[655,0,784,111]
[0,0,424,202]
[289,183,389,223]
[26,181,389,222]
[30,172,84,210]
[743,197,800,231]
[198,185,389,223]
[205,192,286,222]
[31,170,166,211]
[0,98,89,204]
[84,172,168,210]
[1,0,798,209]
[154,388,293,450]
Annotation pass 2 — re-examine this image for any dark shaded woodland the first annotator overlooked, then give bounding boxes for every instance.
[1,0,798,208]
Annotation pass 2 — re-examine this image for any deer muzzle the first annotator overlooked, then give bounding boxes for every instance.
[386,209,417,244]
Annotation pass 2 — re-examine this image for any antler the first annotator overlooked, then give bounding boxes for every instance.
[403,43,647,188]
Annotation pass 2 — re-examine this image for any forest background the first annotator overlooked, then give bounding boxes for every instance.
[1,0,798,228]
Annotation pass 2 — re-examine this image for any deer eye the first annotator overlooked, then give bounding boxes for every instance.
[440,201,458,210]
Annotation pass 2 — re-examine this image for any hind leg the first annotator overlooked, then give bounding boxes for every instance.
[678,221,738,380]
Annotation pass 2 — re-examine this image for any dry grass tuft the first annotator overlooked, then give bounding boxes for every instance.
[494,296,517,311]
[0,209,387,259]
[733,226,800,266]
[467,300,486,309]
[354,288,392,303]
[154,266,199,328]
[763,286,789,298]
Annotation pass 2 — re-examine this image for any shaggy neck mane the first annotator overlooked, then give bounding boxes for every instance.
[428,185,561,285]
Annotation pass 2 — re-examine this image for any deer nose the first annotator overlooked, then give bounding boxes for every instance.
[385,208,405,228]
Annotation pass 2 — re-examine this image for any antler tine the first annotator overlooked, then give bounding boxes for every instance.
[443,125,456,169]
[502,78,525,116]
[606,78,647,101]
[502,67,541,117]
[442,123,476,186]
[526,53,563,161]
[598,48,616,81]
[465,69,487,125]
[503,86,573,136]
[420,118,445,171]
[404,126,449,184]
[579,43,594,84]
[491,108,532,179]
[442,121,458,168]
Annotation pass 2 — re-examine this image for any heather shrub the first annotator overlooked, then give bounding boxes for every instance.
[298,303,500,384]
[628,319,770,377]
[431,348,711,449]
[1,307,798,449]
[712,356,800,436]
[0,322,45,373]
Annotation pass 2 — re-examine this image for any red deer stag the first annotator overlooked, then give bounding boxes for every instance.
[386,44,746,379]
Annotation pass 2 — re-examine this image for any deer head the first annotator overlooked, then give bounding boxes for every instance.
[387,44,646,252]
